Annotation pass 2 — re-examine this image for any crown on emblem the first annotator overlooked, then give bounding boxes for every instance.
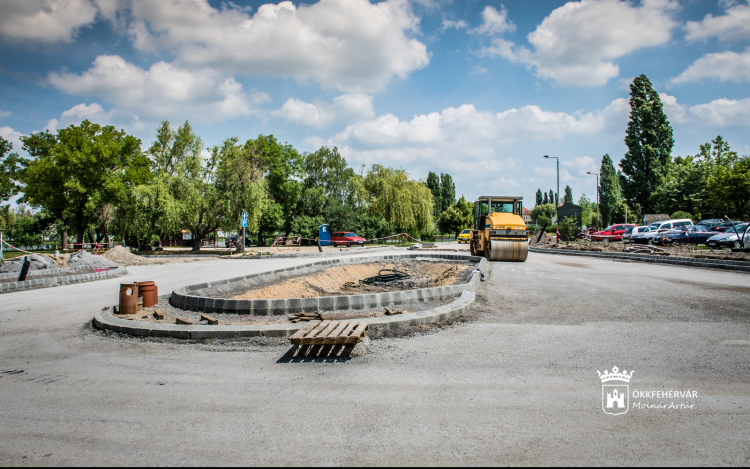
[597,366,633,383]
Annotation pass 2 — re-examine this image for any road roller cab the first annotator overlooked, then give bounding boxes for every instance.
[470,196,529,262]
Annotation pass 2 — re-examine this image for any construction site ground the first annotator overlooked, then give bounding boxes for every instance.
[1,244,749,465]
[229,259,474,300]
[531,231,750,261]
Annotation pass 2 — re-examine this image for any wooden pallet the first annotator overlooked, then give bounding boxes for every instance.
[289,320,369,346]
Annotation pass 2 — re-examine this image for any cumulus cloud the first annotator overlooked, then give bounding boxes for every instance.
[689,97,750,127]
[46,55,270,122]
[562,155,598,176]
[0,126,24,153]
[685,1,750,42]
[441,19,467,31]
[123,0,429,92]
[478,0,680,86]
[273,94,375,129]
[671,48,750,84]
[0,0,98,43]
[471,5,515,36]
[44,102,119,133]
[659,93,689,123]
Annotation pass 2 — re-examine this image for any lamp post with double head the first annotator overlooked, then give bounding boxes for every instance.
[587,171,600,229]
[543,155,559,225]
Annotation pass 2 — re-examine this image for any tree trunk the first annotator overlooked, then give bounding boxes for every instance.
[61,230,68,250]
[76,228,85,245]
[192,236,202,251]
[236,222,244,253]
[258,225,265,247]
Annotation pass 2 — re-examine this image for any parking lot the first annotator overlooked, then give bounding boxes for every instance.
[1,249,749,465]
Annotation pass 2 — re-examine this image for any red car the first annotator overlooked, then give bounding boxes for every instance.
[591,224,637,242]
[331,231,366,247]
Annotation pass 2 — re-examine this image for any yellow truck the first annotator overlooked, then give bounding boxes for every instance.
[469,196,529,262]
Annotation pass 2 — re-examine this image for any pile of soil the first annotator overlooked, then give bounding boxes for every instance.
[535,238,750,261]
[230,260,474,300]
[101,246,217,266]
[69,250,120,268]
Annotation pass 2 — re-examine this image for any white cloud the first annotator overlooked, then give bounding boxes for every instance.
[685,1,750,42]
[273,93,375,128]
[0,110,10,118]
[471,5,515,36]
[659,93,688,123]
[441,19,467,30]
[671,48,750,84]
[689,97,750,127]
[562,155,598,176]
[124,0,429,92]
[0,0,98,43]
[479,0,680,86]
[44,102,119,133]
[46,55,269,122]
[0,126,24,153]
[469,65,489,75]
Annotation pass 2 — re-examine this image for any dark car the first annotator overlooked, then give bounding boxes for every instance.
[707,224,750,250]
[662,225,718,246]
[697,218,723,227]
[710,221,745,232]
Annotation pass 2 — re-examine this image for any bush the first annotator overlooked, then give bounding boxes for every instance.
[545,224,558,233]
[558,215,578,240]
[670,211,692,220]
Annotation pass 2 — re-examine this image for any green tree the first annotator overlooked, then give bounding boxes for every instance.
[563,185,573,205]
[707,138,749,218]
[619,74,674,214]
[548,189,554,207]
[529,203,555,225]
[543,192,549,204]
[426,171,441,215]
[578,193,594,227]
[600,154,622,227]
[256,135,303,244]
[440,173,456,212]
[360,165,433,234]
[21,120,149,245]
[1,136,21,203]
[436,195,473,239]
[558,215,578,241]
[535,189,543,206]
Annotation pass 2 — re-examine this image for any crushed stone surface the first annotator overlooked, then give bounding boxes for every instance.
[68,250,120,268]
[0,253,59,273]
[230,260,473,300]
[101,246,219,266]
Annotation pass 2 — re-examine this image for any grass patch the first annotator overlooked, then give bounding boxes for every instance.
[3,250,56,260]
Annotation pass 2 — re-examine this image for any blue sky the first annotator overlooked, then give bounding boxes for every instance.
[2,0,750,208]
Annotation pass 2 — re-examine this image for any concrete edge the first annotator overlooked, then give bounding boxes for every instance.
[0,267,128,294]
[169,253,487,315]
[227,245,401,259]
[529,246,750,272]
[91,290,477,340]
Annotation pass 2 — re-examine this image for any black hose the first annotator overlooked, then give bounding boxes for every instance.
[360,269,411,284]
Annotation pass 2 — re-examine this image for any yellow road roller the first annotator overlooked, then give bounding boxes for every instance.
[469,196,529,262]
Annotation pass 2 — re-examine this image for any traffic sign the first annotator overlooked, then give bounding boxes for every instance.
[241,211,247,227]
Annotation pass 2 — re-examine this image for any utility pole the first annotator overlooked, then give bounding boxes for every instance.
[587,172,600,229]
[544,155,559,225]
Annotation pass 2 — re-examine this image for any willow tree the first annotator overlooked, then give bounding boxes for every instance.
[361,165,433,234]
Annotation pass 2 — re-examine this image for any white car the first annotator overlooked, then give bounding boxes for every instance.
[622,226,650,243]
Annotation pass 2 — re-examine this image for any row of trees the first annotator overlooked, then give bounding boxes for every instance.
[530,74,749,228]
[1,120,455,251]
[535,186,574,207]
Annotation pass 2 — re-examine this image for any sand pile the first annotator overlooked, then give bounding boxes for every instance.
[102,246,153,266]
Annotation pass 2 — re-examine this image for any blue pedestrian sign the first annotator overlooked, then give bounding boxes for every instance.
[241,211,247,227]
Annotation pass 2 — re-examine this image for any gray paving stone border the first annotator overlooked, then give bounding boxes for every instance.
[0,267,128,293]
[91,290,477,339]
[0,265,84,280]
[169,253,486,316]
[230,246,400,259]
[529,246,750,272]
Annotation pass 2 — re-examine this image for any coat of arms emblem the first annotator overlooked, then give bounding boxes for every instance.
[597,366,633,415]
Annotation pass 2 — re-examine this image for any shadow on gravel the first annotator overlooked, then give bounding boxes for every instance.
[277,344,355,363]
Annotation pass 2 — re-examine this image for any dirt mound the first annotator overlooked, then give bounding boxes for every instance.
[102,246,152,266]
[231,260,472,300]
[68,250,120,268]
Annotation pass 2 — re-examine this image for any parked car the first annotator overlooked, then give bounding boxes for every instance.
[631,219,693,244]
[622,226,650,243]
[457,229,471,243]
[591,224,637,242]
[707,224,750,250]
[331,231,366,247]
[697,218,723,227]
[661,225,718,246]
[709,221,746,232]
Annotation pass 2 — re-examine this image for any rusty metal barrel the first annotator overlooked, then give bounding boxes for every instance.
[119,283,139,315]
[137,281,158,308]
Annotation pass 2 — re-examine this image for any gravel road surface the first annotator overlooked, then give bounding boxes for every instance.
[1,248,749,465]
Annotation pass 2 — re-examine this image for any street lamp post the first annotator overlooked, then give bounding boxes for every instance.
[587,171,600,229]
[543,155,559,225]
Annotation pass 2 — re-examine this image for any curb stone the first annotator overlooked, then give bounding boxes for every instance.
[529,246,750,272]
[92,290,477,339]
[1,267,128,293]
[169,253,486,316]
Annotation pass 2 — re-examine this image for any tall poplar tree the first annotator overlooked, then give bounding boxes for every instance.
[535,189,543,206]
[563,185,573,205]
[619,74,674,214]
[426,171,441,215]
[600,154,622,227]
[548,189,554,207]
[440,173,455,212]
